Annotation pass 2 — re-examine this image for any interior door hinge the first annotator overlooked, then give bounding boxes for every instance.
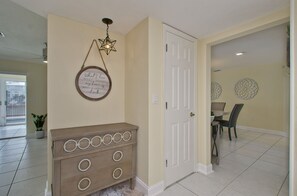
[166,44,168,52]
[166,159,168,167]
[165,102,168,110]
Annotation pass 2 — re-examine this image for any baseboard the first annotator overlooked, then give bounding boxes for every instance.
[237,125,288,137]
[135,177,164,196]
[44,181,52,196]
[197,163,213,175]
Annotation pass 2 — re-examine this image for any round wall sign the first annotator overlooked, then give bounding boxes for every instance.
[75,66,112,101]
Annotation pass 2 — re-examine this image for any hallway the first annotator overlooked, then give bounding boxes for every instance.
[159,129,289,196]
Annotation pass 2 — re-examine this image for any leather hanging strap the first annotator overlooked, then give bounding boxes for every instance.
[81,39,108,73]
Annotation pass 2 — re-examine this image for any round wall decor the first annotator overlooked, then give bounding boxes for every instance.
[234,78,259,100]
[76,39,112,101]
[75,66,112,101]
[211,82,222,100]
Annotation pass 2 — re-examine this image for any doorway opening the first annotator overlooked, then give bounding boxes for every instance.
[0,73,27,139]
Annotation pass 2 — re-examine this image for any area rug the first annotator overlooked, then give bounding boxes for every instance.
[91,181,144,196]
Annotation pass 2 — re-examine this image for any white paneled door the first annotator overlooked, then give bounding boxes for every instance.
[164,26,196,187]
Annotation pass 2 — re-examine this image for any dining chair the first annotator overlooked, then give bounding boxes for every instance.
[218,104,244,141]
[211,102,226,111]
[211,102,226,121]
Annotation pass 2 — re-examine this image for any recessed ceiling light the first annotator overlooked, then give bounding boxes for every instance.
[0,32,5,38]
[236,52,244,56]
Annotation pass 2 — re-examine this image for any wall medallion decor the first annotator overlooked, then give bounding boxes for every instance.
[211,82,222,100]
[75,39,112,101]
[234,78,259,100]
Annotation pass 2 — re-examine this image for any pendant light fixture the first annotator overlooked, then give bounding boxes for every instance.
[98,18,116,55]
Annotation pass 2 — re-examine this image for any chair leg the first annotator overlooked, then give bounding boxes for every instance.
[234,126,237,138]
[220,126,223,135]
[228,128,232,141]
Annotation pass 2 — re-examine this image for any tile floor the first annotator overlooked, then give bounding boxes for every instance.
[0,137,47,196]
[0,129,289,196]
[159,129,289,196]
[0,125,26,139]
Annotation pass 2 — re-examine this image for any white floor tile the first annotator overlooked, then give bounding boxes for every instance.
[206,166,238,186]
[18,156,47,169]
[0,185,10,196]
[158,183,196,196]
[0,154,22,164]
[0,148,24,156]
[260,153,289,168]
[278,175,289,196]
[14,164,47,183]
[0,171,15,187]
[234,147,264,159]
[9,175,47,196]
[217,186,246,196]
[0,161,19,174]
[228,161,286,196]
[179,173,225,196]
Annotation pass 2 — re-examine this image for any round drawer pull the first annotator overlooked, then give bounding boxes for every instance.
[78,137,91,150]
[78,177,91,191]
[78,159,91,172]
[112,168,123,179]
[103,134,113,145]
[113,133,122,143]
[63,139,77,152]
[122,131,132,142]
[112,151,123,162]
[91,136,102,147]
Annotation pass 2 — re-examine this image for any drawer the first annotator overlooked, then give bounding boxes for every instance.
[53,130,136,158]
[61,145,132,178]
[61,163,132,196]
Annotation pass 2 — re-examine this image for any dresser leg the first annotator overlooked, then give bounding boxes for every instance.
[130,178,136,190]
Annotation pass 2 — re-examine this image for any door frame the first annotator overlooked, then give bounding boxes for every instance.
[0,72,27,130]
[163,24,198,187]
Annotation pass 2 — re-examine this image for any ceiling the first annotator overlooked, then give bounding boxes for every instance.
[0,0,47,63]
[211,23,288,70]
[0,0,290,64]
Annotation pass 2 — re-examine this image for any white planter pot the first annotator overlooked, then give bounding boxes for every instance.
[36,130,44,139]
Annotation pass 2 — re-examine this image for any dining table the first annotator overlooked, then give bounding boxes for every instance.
[210,110,230,165]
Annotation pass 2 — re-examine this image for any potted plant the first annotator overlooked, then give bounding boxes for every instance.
[32,113,47,139]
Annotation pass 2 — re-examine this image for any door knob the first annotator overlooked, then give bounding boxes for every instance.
[190,112,195,117]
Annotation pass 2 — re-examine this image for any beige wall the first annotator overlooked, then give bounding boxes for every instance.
[47,14,125,185]
[125,17,164,186]
[147,18,164,186]
[125,18,149,184]
[212,63,289,132]
[0,60,47,134]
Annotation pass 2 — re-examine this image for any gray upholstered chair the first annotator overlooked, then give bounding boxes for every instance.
[211,102,226,121]
[211,102,226,111]
[218,104,244,141]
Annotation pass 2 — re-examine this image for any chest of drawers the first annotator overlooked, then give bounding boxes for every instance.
[51,123,138,196]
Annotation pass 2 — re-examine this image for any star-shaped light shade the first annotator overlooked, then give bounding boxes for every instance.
[99,35,117,55]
